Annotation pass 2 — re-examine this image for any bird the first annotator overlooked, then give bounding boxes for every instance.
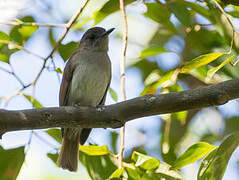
[57,27,114,172]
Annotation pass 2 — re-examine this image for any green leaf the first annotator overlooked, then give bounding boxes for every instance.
[55,68,63,74]
[198,132,239,180]
[0,31,10,48]
[0,146,25,180]
[207,55,234,79]
[10,16,38,45]
[126,167,142,180]
[45,128,62,144]
[132,151,160,170]
[93,0,135,25]
[182,1,210,19]
[79,145,109,156]
[0,53,9,63]
[155,162,183,180]
[109,88,118,102]
[168,1,192,27]
[47,153,58,164]
[23,94,43,108]
[144,3,176,32]
[80,152,117,180]
[58,41,78,61]
[110,131,118,154]
[181,52,224,73]
[141,69,179,95]
[139,46,168,58]
[172,142,216,169]
[108,168,124,179]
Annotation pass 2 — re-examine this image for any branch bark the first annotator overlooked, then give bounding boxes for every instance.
[0,79,239,134]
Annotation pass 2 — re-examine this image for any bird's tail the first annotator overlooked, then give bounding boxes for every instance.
[57,129,80,172]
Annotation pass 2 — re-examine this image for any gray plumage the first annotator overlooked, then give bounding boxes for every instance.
[57,27,113,172]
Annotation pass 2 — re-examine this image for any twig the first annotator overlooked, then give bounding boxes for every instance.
[32,0,90,86]
[51,58,61,83]
[212,0,235,54]
[119,0,128,169]
[0,40,44,60]
[0,20,66,27]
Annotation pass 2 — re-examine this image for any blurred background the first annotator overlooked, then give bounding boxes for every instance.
[0,0,239,179]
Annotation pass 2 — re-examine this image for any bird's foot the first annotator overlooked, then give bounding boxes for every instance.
[73,103,81,107]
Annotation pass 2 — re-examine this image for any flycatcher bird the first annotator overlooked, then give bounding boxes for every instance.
[57,27,114,171]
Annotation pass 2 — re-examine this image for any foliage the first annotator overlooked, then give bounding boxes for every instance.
[1,0,239,179]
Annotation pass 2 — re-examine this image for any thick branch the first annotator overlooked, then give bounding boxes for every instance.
[0,79,239,133]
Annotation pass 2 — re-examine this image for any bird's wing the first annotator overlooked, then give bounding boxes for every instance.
[59,59,74,106]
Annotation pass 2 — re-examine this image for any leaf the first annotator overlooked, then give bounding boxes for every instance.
[80,152,117,180]
[58,41,78,61]
[55,68,63,74]
[79,145,109,156]
[109,88,118,102]
[0,31,10,48]
[141,69,179,96]
[155,162,183,180]
[168,1,192,27]
[23,94,43,108]
[172,142,216,169]
[207,55,234,79]
[93,0,135,25]
[198,132,239,180]
[132,151,160,170]
[182,1,210,19]
[144,3,176,32]
[10,16,38,45]
[108,168,124,179]
[110,131,118,154]
[47,153,58,164]
[126,167,142,180]
[139,46,168,58]
[0,146,25,180]
[180,52,224,73]
[45,128,62,144]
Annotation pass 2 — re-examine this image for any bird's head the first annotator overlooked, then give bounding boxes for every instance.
[79,27,114,51]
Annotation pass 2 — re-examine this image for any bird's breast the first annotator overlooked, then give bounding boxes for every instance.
[68,52,111,106]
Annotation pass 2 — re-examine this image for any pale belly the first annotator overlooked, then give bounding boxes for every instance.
[68,54,111,106]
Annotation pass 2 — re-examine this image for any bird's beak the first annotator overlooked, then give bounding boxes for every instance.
[101,28,115,37]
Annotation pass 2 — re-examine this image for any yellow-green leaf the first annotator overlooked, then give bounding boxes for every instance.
[172,142,216,169]
[108,168,124,179]
[132,151,160,170]
[181,53,224,73]
[79,145,109,156]
[109,88,118,102]
[45,128,62,144]
[23,94,43,108]
[139,46,168,58]
[207,55,234,79]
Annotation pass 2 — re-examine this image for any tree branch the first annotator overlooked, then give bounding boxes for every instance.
[0,79,239,134]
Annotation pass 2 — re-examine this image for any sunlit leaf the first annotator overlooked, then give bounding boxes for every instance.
[93,0,135,25]
[126,167,142,180]
[207,55,234,79]
[181,53,224,73]
[198,132,239,180]
[45,128,62,144]
[10,16,38,45]
[139,46,168,58]
[55,68,63,74]
[155,162,183,180]
[23,94,43,108]
[109,88,118,102]
[132,151,160,170]
[0,146,25,180]
[172,142,216,169]
[58,41,78,61]
[79,145,109,156]
[47,153,58,164]
[110,131,118,154]
[108,168,124,179]
[0,31,10,48]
